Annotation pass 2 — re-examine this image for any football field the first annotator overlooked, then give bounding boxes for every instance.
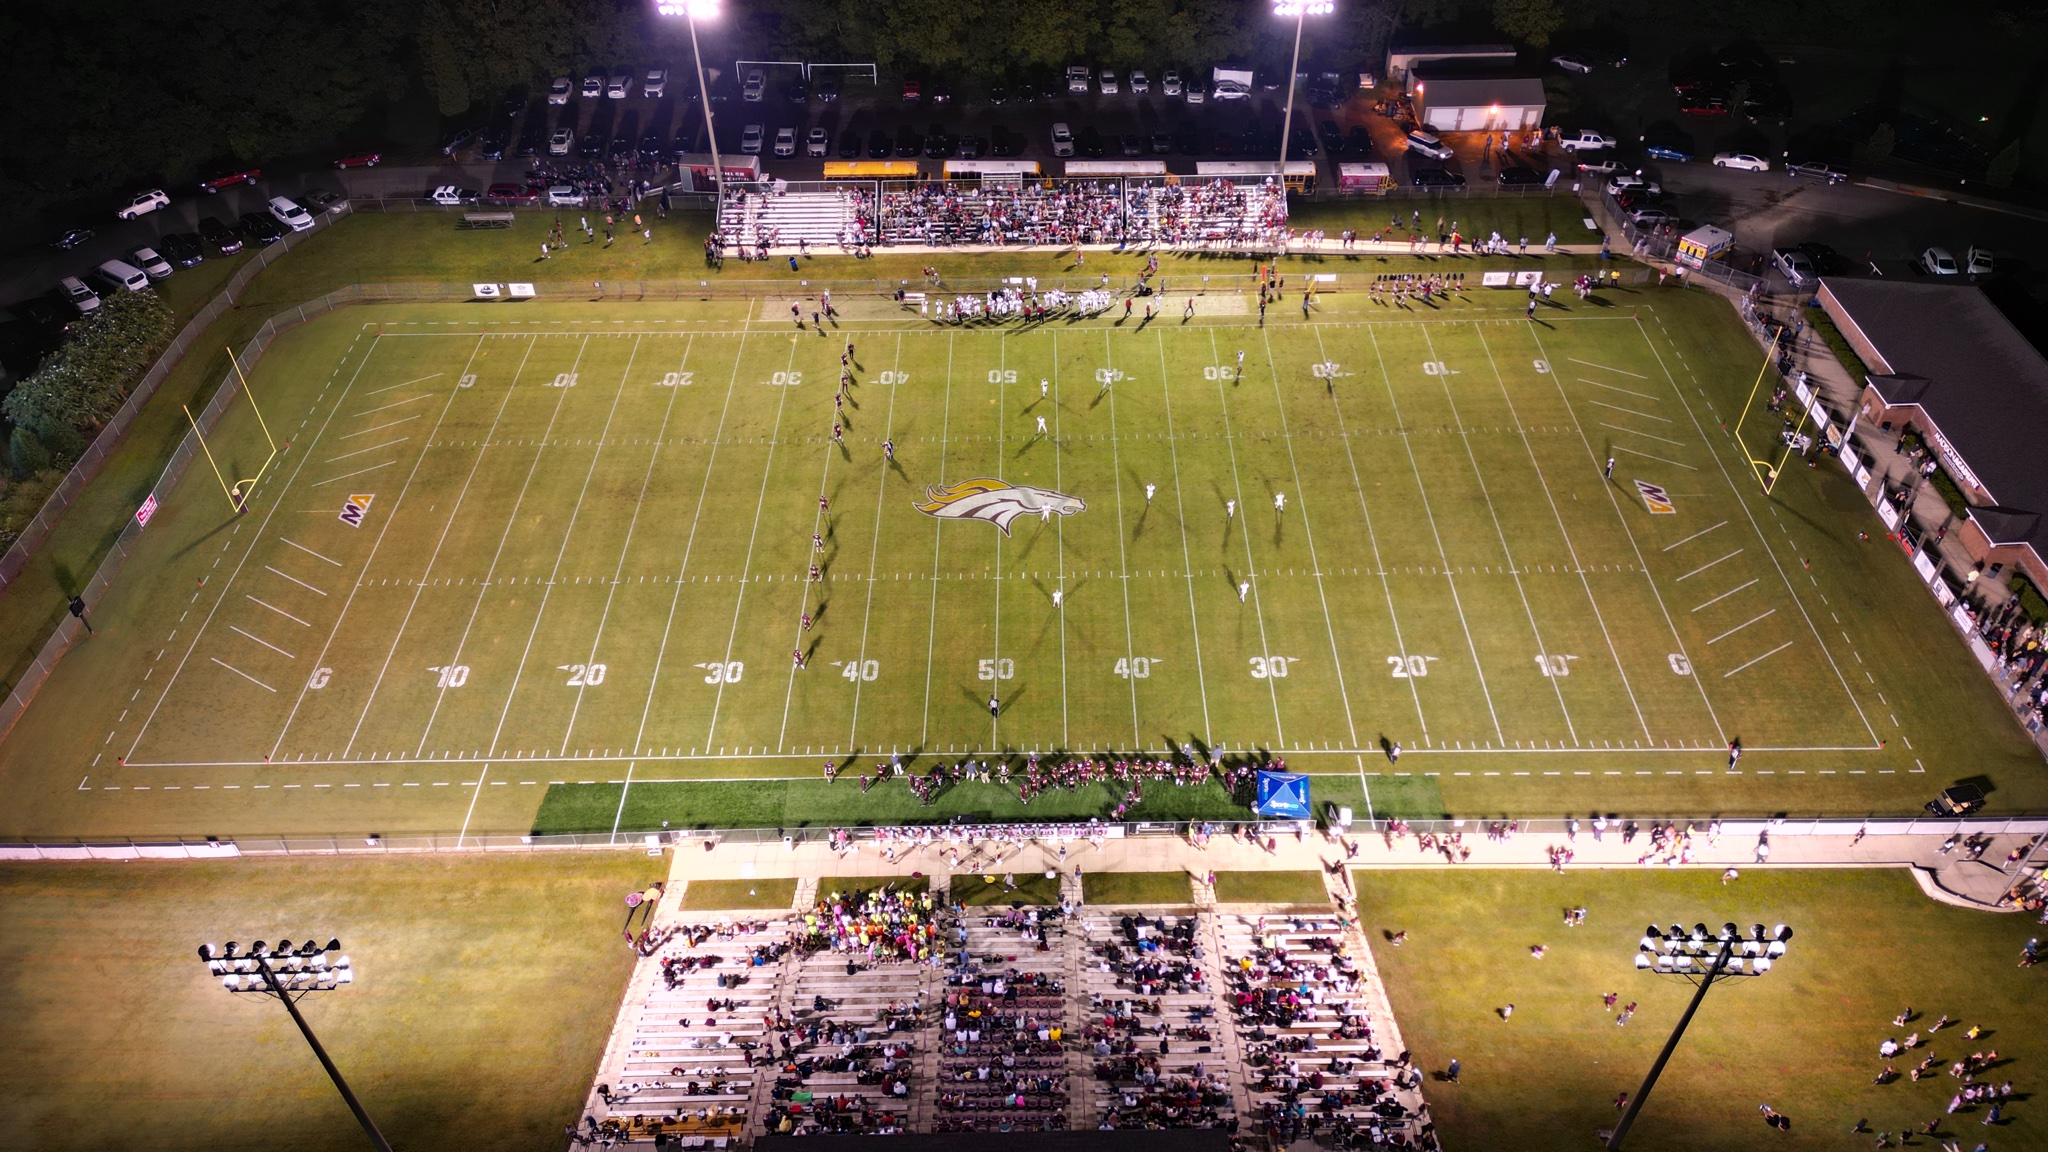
[3,284,2035,838]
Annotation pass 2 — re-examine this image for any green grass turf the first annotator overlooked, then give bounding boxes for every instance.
[1357,867,2048,1151]
[955,870,1062,906]
[680,876,797,910]
[0,851,649,1152]
[1083,870,1195,905]
[0,243,2039,841]
[1213,869,1329,905]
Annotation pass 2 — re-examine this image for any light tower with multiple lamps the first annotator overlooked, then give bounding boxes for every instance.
[1271,0,1332,199]
[653,0,728,219]
[198,938,391,1152]
[1606,921,1794,1149]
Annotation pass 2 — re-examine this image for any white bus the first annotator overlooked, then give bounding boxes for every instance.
[943,160,1043,180]
[1194,160,1316,192]
[1062,160,1168,178]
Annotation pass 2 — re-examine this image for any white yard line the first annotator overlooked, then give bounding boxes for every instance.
[1690,579,1758,613]
[364,372,442,396]
[988,339,1009,748]
[1609,444,1699,472]
[391,338,563,756]
[624,335,750,834]
[324,437,410,464]
[210,657,276,693]
[1583,398,1675,424]
[309,460,399,487]
[1211,349,1287,746]
[1662,521,1729,552]
[917,336,957,748]
[1156,332,1213,746]
[479,338,640,759]
[1576,377,1662,402]
[1364,328,1505,743]
[1475,327,1649,740]
[1569,357,1648,379]
[567,336,687,760]
[1708,609,1776,645]
[1304,326,1427,740]
[353,393,434,418]
[336,414,422,440]
[703,337,801,750]
[1420,325,1577,743]
[1633,317,1877,741]
[280,539,343,567]
[1049,336,1071,748]
[1522,324,1724,745]
[1676,549,1744,582]
[1723,640,1795,679]
[263,566,328,596]
[1597,421,1687,447]
[247,596,311,627]
[1257,326,1362,751]
[844,334,905,752]
[230,625,296,659]
[126,333,404,762]
[1101,333,1145,747]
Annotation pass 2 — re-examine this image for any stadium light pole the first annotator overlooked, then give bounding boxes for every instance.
[1606,922,1792,1150]
[1272,1,1332,198]
[198,939,392,1152]
[655,0,728,222]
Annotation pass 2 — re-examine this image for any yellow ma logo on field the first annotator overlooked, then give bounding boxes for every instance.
[340,493,375,527]
[913,478,1085,536]
[1633,480,1675,515]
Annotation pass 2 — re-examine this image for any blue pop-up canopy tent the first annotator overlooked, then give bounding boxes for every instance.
[1253,770,1312,819]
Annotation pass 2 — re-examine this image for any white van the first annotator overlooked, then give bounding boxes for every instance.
[59,276,101,314]
[95,258,151,293]
[268,196,315,232]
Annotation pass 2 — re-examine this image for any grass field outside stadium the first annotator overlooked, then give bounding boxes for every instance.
[0,209,2039,846]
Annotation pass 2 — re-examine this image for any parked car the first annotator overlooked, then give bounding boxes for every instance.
[1150,131,1173,155]
[548,127,575,156]
[867,129,892,158]
[1551,54,1594,73]
[1629,207,1676,227]
[838,129,862,158]
[806,127,829,157]
[93,259,150,294]
[1712,151,1769,171]
[1771,246,1816,286]
[1405,130,1453,160]
[268,195,314,232]
[895,125,923,157]
[1558,129,1616,153]
[958,135,984,159]
[1679,92,1729,116]
[484,183,540,206]
[901,78,921,101]
[548,76,573,104]
[334,152,382,168]
[52,227,94,250]
[1078,126,1106,158]
[439,127,477,157]
[1577,157,1618,174]
[1162,69,1183,96]
[581,74,604,99]
[1498,165,1544,186]
[1211,80,1248,101]
[1411,168,1466,187]
[198,217,243,254]
[430,185,479,206]
[1345,125,1373,156]
[1795,242,1849,276]
[546,185,586,207]
[1918,247,1959,275]
[927,80,949,104]
[740,124,764,154]
[1606,174,1662,196]
[58,275,101,315]
[302,190,342,212]
[1130,69,1150,94]
[1966,247,1994,276]
[1643,144,1692,162]
[1786,158,1846,183]
[158,232,205,268]
[1050,122,1075,157]
[1099,69,1119,95]
[200,168,262,193]
[773,126,797,157]
[816,76,841,102]
[1066,65,1089,93]
[117,189,170,220]
[607,73,630,99]
[644,68,667,98]
[127,246,174,280]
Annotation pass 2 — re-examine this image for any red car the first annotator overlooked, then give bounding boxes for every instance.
[334,152,383,169]
[200,168,261,193]
[1679,93,1729,117]
[484,182,541,206]
[901,79,920,101]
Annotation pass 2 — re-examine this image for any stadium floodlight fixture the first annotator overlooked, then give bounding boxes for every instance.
[653,0,729,217]
[1611,919,1792,1149]
[1271,0,1331,200]
[198,936,390,1152]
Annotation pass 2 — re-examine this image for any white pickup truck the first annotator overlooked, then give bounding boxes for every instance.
[1558,129,1617,153]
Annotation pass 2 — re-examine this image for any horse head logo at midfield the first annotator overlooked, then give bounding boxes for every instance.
[913,478,1086,536]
